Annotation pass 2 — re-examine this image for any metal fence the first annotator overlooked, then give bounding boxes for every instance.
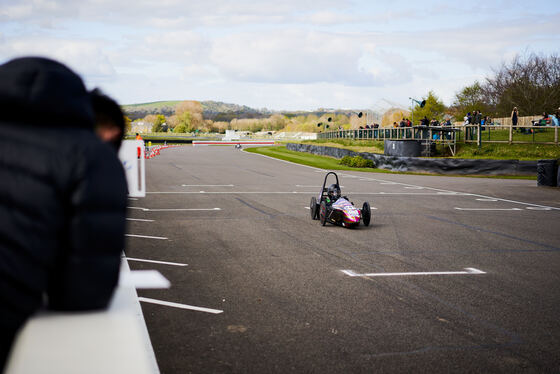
[317,125,559,146]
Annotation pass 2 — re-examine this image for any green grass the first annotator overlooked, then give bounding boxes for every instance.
[122,100,180,108]
[244,146,536,179]
[302,136,559,160]
[462,127,558,143]
[454,143,560,160]
[245,146,389,173]
[301,139,384,153]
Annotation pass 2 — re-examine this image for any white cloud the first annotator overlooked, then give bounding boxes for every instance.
[0,4,33,19]
[307,11,359,25]
[0,0,343,28]
[208,30,393,86]
[1,0,559,110]
[1,35,115,79]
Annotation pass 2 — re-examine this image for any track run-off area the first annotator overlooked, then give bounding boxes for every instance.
[125,145,560,373]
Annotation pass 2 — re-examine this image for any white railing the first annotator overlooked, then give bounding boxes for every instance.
[5,260,162,374]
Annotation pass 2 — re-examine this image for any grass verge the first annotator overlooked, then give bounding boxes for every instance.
[245,146,536,180]
[298,139,385,154]
[454,143,560,160]
[297,138,559,160]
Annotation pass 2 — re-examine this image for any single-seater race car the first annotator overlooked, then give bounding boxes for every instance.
[310,172,371,228]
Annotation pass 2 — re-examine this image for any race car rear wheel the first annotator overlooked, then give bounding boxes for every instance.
[362,202,371,226]
[319,201,327,226]
[310,197,318,220]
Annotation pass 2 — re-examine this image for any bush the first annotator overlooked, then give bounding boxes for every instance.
[174,124,187,133]
[339,155,375,168]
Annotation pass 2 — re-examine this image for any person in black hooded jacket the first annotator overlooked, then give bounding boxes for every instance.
[0,57,127,370]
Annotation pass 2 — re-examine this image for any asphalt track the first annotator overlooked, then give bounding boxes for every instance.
[126,145,560,373]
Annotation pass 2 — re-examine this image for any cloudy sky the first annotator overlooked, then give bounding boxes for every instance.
[1,0,559,111]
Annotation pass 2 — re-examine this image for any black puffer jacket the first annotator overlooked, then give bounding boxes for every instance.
[0,58,127,332]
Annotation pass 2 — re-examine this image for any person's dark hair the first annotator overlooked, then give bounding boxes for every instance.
[90,88,125,150]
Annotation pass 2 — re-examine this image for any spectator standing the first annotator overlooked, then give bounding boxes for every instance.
[474,110,482,125]
[0,57,127,370]
[511,107,518,127]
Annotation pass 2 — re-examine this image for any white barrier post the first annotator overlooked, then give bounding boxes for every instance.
[118,140,146,197]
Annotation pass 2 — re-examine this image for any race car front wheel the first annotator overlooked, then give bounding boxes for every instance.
[362,201,371,226]
[319,201,327,226]
[310,197,318,220]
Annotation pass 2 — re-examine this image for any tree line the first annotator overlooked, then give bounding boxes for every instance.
[133,102,367,134]
[405,52,559,125]
[450,52,560,121]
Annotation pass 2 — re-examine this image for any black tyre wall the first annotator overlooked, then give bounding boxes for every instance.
[537,159,558,187]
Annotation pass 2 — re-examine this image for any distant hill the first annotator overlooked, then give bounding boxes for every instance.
[202,101,272,121]
[122,101,180,119]
[122,100,272,121]
[122,100,375,122]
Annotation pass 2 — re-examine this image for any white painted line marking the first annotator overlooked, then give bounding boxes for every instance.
[119,270,171,289]
[526,207,552,211]
[305,207,310,209]
[454,207,522,211]
[476,198,498,202]
[243,150,323,172]
[128,207,221,212]
[431,189,559,210]
[380,182,397,185]
[138,297,223,314]
[404,186,423,190]
[126,218,155,222]
[296,185,344,188]
[126,257,188,267]
[146,191,469,196]
[128,198,139,201]
[182,184,234,187]
[126,234,168,240]
[146,208,221,212]
[341,268,486,277]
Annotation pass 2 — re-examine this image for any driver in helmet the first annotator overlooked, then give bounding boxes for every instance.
[326,183,341,205]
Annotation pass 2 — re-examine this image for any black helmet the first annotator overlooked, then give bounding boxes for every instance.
[327,184,341,200]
